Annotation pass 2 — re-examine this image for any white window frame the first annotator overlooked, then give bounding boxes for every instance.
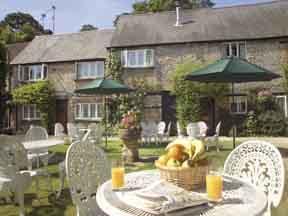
[275,95,288,117]
[22,104,41,120]
[18,64,48,82]
[121,49,154,68]
[76,61,104,80]
[229,96,247,114]
[224,42,246,58]
[75,103,103,121]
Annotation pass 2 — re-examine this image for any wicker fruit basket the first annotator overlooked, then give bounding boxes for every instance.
[155,160,209,191]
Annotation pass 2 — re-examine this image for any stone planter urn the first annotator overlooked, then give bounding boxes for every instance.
[119,128,141,163]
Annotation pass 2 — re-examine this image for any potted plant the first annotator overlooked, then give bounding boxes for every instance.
[119,110,141,162]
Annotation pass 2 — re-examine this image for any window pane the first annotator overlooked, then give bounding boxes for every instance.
[225,44,230,57]
[89,63,97,77]
[239,43,246,58]
[43,65,48,79]
[23,105,29,119]
[78,63,89,78]
[137,50,144,66]
[128,51,136,66]
[231,44,237,56]
[90,104,96,118]
[82,104,89,118]
[23,66,29,81]
[35,106,41,119]
[97,62,104,78]
[97,103,104,118]
[121,51,126,66]
[145,50,153,66]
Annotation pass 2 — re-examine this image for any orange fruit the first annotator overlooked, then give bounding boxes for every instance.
[167,146,183,160]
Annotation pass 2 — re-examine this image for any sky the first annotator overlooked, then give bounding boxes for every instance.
[0,0,273,33]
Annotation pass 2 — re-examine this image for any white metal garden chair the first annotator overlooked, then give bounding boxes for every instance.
[0,135,32,216]
[205,121,221,151]
[54,122,65,137]
[197,121,208,139]
[224,140,285,216]
[67,122,81,142]
[140,121,150,146]
[24,126,53,192]
[186,122,200,138]
[163,121,171,142]
[176,121,184,137]
[156,121,166,145]
[65,140,110,216]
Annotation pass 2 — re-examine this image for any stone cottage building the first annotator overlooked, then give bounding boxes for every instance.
[9,29,114,131]
[8,0,288,133]
[110,0,288,129]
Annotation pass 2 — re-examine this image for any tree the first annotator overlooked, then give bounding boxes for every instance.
[133,0,214,13]
[80,24,98,32]
[0,12,52,43]
[0,42,8,129]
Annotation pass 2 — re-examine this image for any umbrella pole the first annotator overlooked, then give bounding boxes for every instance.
[104,96,108,149]
[232,83,236,149]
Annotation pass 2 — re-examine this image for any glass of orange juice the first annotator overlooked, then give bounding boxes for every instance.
[206,171,223,202]
[111,159,125,190]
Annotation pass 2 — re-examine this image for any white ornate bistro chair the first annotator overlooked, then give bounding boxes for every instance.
[0,135,32,216]
[163,121,172,142]
[156,121,166,145]
[24,126,53,192]
[54,122,65,137]
[177,121,184,137]
[197,121,208,139]
[186,122,200,138]
[67,122,81,142]
[205,121,222,151]
[140,121,149,146]
[224,140,285,216]
[65,140,110,216]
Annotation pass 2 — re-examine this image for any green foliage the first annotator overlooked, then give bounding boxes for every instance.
[79,24,98,32]
[133,0,214,13]
[282,65,288,93]
[12,81,56,131]
[245,111,257,136]
[105,50,123,81]
[257,110,286,136]
[169,57,228,130]
[0,12,51,43]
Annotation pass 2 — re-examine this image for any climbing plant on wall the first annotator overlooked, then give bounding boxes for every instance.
[12,81,56,131]
[105,49,123,81]
[169,57,228,130]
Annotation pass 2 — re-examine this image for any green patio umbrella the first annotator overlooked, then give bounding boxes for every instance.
[185,57,281,148]
[75,79,133,147]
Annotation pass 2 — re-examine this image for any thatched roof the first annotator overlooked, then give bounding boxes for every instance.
[11,29,114,64]
[111,0,288,48]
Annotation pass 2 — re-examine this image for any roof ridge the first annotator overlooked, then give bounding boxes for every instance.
[118,0,284,19]
[34,28,115,39]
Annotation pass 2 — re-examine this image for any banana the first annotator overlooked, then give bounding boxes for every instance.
[165,138,192,150]
[191,139,205,161]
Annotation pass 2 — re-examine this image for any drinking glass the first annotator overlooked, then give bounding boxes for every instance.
[206,171,223,202]
[111,159,125,190]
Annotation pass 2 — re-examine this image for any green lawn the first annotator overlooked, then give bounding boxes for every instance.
[0,139,287,216]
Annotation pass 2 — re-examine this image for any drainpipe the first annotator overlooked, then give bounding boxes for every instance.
[175,1,183,27]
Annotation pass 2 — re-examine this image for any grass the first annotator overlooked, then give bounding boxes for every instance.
[0,139,287,216]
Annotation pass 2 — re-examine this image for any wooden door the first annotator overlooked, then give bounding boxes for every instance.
[55,99,68,132]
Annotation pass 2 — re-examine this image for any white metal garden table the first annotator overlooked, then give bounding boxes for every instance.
[97,170,267,216]
[22,138,65,151]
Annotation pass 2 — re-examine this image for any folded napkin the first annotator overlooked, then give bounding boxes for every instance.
[119,180,209,215]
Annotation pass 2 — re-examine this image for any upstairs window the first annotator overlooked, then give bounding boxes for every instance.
[18,64,48,82]
[75,103,103,120]
[22,104,41,120]
[230,96,247,114]
[224,42,246,58]
[77,61,104,79]
[121,49,154,68]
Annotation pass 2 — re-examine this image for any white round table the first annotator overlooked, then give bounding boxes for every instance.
[22,138,65,151]
[97,170,267,216]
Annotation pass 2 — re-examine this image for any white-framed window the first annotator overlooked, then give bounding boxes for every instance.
[76,61,104,79]
[275,95,288,117]
[224,42,246,58]
[22,104,41,120]
[121,49,154,68]
[75,103,104,120]
[229,96,247,114]
[18,64,48,82]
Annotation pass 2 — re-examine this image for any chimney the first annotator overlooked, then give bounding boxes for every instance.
[175,0,183,27]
